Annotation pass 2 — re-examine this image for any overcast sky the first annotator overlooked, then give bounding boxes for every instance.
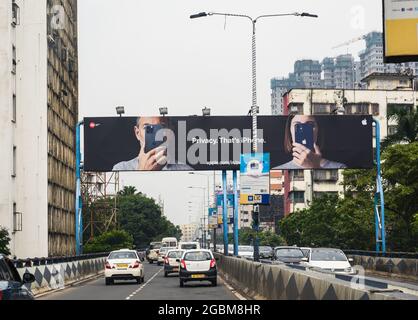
[78,0,382,226]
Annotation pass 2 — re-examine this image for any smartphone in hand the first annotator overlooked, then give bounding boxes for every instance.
[295,123,314,152]
[144,124,166,153]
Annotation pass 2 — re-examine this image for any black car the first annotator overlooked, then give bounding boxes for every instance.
[0,254,36,300]
[273,247,307,265]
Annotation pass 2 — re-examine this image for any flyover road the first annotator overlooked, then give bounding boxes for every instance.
[38,263,239,301]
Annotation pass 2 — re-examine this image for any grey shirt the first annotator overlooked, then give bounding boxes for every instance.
[273,159,347,170]
[113,157,194,171]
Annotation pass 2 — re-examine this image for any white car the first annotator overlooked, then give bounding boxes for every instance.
[157,247,176,265]
[178,242,200,250]
[178,249,218,287]
[238,245,254,259]
[105,249,145,285]
[305,248,356,275]
[164,249,184,277]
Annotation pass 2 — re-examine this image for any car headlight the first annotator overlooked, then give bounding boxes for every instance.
[345,267,352,273]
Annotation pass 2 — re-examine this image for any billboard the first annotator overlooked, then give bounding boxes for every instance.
[240,153,270,205]
[83,115,373,172]
[383,0,418,63]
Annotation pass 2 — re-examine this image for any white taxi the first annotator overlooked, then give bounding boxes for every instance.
[105,249,145,285]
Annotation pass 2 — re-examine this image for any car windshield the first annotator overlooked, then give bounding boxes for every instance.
[181,244,198,250]
[150,244,162,250]
[109,252,137,260]
[260,247,272,252]
[311,249,347,262]
[239,246,254,252]
[167,251,184,258]
[275,248,304,258]
[184,251,212,261]
[301,249,310,257]
[159,248,168,253]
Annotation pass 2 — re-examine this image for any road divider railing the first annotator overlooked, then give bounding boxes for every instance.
[344,250,418,281]
[13,252,109,296]
[214,253,411,300]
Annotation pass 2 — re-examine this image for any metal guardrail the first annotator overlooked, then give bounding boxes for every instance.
[344,250,418,259]
[12,252,110,268]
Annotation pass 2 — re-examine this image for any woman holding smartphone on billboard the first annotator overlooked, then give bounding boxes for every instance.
[274,115,347,170]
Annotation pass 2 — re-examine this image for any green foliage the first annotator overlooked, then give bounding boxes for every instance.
[382,107,418,149]
[228,228,285,247]
[280,142,418,252]
[0,227,11,256]
[83,229,134,253]
[279,194,375,250]
[84,187,182,249]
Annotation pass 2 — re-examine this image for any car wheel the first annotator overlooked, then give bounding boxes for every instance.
[157,262,161,266]
[149,260,153,264]
[105,278,112,286]
[164,272,168,277]
[180,280,184,288]
[211,279,217,287]
[141,276,145,283]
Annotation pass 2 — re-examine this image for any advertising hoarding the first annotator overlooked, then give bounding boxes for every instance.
[240,153,270,205]
[383,0,418,62]
[83,115,373,172]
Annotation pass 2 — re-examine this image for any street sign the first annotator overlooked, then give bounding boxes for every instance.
[240,153,270,205]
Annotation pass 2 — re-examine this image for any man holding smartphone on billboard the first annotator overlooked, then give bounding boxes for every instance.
[112,117,193,171]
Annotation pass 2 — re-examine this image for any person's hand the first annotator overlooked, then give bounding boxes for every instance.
[292,143,322,168]
[138,146,167,171]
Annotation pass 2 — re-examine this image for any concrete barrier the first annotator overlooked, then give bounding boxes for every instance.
[14,253,108,296]
[347,254,418,281]
[215,254,407,300]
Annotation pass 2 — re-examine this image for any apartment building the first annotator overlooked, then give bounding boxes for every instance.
[0,0,78,258]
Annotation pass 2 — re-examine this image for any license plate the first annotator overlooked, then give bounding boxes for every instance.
[191,274,205,279]
[117,264,129,268]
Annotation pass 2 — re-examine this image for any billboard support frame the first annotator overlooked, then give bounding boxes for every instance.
[373,119,386,253]
[75,121,84,256]
[233,171,239,256]
[222,171,229,255]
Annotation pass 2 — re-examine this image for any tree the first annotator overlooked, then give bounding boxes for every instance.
[228,228,285,247]
[381,142,418,251]
[382,107,418,149]
[0,227,11,256]
[118,186,139,197]
[278,194,375,250]
[83,229,134,253]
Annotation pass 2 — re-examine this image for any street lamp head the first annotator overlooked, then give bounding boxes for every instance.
[116,106,125,117]
[202,107,211,117]
[300,12,319,18]
[190,12,208,19]
[159,107,168,116]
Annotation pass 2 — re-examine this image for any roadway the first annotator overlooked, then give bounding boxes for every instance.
[38,262,239,300]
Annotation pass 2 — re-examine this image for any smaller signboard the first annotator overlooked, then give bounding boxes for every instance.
[240,153,270,205]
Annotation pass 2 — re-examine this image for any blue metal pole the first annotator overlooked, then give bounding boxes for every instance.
[233,171,239,256]
[75,121,83,256]
[222,171,229,255]
[374,120,386,253]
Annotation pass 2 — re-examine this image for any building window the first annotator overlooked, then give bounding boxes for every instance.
[290,191,305,204]
[388,125,397,136]
[288,103,304,115]
[13,203,22,232]
[345,103,369,115]
[387,104,413,118]
[12,94,16,123]
[12,146,16,177]
[313,170,339,182]
[313,103,337,115]
[371,104,379,116]
[12,45,17,74]
[291,170,304,181]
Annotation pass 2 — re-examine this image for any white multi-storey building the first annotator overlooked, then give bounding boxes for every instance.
[0,0,78,258]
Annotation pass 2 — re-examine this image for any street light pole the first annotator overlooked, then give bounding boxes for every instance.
[191,10,318,260]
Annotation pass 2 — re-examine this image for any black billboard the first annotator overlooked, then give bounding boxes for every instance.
[83,115,373,172]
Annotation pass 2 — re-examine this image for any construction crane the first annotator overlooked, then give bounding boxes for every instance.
[332,34,367,50]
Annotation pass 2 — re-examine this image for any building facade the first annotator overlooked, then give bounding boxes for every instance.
[180,224,199,242]
[282,86,417,216]
[0,0,78,258]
